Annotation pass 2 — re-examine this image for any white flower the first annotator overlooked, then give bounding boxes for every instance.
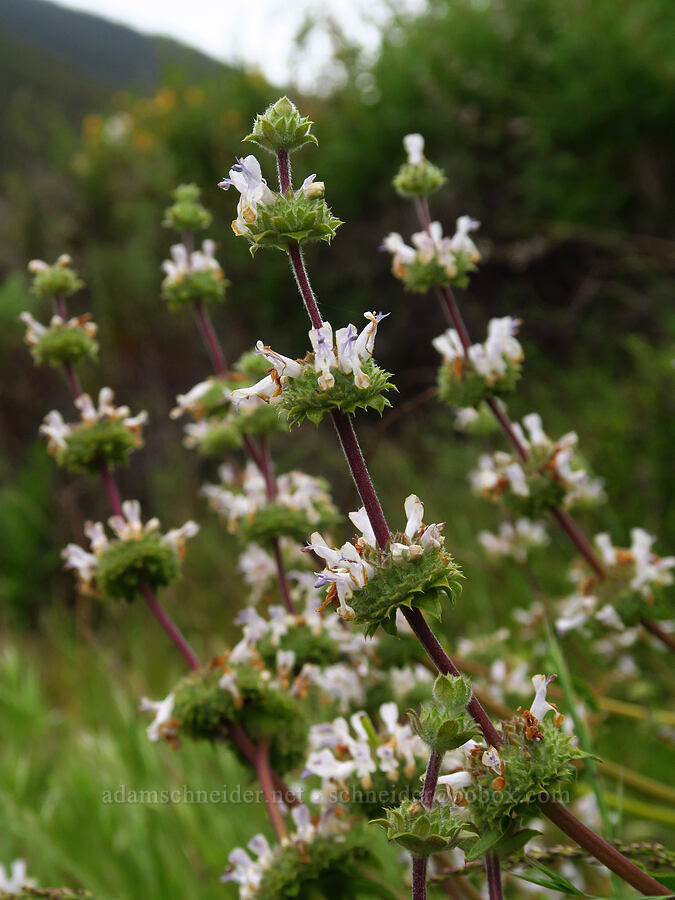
[0,859,36,893]
[218,154,276,236]
[162,520,199,557]
[438,770,474,799]
[221,846,264,896]
[403,132,425,165]
[61,543,98,593]
[478,518,548,563]
[309,323,337,390]
[237,544,278,601]
[528,674,564,726]
[291,804,316,844]
[348,507,376,547]
[449,215,481,263]
[230,374,280,408]
[171,378,227,420]
[481,746,502,774]
[404,493,425,540]
[255,340,303,378]
[139,693,177,743]
[40,410,71,454]
[381,232,416,277]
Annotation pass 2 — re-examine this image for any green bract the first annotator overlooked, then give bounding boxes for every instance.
[407,675,480,753]
[401,252,477,293]
[172,661,309,773]
[467,718,587,833]
[96,533,181,602]
[235,348,271,382]
[243,191,342,255]
[30,326,98,368]
[30,260,84,301]
[437,358,521,409]
[236,498,340,547]
[57,420,141,475]
[191,418,242,456]
[161,269,227,309]
[255,828,375,900]
[393,160,447,198]
[615,583,673,625]
[236,402,288,439]
[244,96,319,154]
[373,798,474,857]
[163,183,212,231]
[350,537,462,638]
[279,358,396,426]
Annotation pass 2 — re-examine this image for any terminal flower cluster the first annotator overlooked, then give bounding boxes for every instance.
[470,413,605,514]
[478,518,549,563]
[20,310,98,367]
[433,316,523,406]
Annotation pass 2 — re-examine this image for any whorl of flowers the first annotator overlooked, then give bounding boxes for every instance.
[469,413,605,514]
[392,133,447,198]
[478,518,549,563]
[27,254,83,300]
[382,216,481,292]
[40,387,147,475]
[20,311,98,368]
[229,313,395,425]
[434,316,523,407]
[304,701,428,814]
[310,494,461,635]
[160,239,227,308]
[202,462,339,545]
[62,500,198,601]
[222,811,372,900]
[218,154,340,253]
[558,528,675,630]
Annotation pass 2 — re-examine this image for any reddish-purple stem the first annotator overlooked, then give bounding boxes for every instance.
[421,750,442,809]
[412,856,427,900]
[194,300,228,376]
[255,736,288,841]
[258,438,296,614]
[485,853,504,900]
[277,149,292,195]
[138,582,201,670]
[98,459,124,517]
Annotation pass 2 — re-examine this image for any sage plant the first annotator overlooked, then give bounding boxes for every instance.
[15,99,673,900]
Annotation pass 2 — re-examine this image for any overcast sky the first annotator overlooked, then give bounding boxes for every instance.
[52,0,425,88]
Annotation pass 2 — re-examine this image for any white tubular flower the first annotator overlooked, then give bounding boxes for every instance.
[218,154,276,235]
[139,693,177,743]
[313,570,355,620]
[0,859,36,893]
[404,493,425,540]
[84,520,109,555]
[19,311,48,344]
[505,462,529,496]
[438,770,474,799]
[190,239,222,274]
[403,132,425,165]
[630,527,675,594]
[27,259,49,274]
[481,746,502,774]
[349,507,377,547]
[161,243,190,284]
[594,533,618,567]
[381,232,416,277]
[354,311,388,361]
[255,340,303,378]
[162,521,199,557]
[555,593,597,635]
[299,173,325,200]
[248,834,275,871]
[171,378,225,419]
[309,323,337,390]
[61,543,98,593]
[336,324,369,388]
[306,532,342,568]
[449,215,481,262]
[40,410,71,454]
[108,500,158,542]
[528,674,564,726]
[291,804,316,844]
[237,544,277,601]
[479,518,548,563]
[304,748,356,781]
[230,374,279,408]
[521,412,548,448]
[221,846,264,894]
[432,327,465,363]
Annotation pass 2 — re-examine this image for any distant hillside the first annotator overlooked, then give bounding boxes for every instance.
[1,0,224,91]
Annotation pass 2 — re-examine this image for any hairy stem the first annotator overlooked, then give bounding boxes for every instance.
[138,582,201,670]
[539,796,671,896]
[194,300,228,376]
[255,736,288,841]
[412,856,427,900]
[485,853,504,900]
[421,750,443,809]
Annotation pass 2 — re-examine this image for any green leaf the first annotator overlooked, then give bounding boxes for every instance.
[494,828,541,860]
[464,828,503,861]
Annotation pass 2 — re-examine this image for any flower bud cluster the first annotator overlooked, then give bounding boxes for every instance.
[218,155,340,254]
[62,500,198,602]
[470,413,605,514]
[434,317,523,407]
[407,674,479,754]
[142,649,309,773]
[310,494,461,635]
[160,239,227,309]
[27,254,83,300]
[382,217,481,292]
[374,798,473,858]
[478,518,549,563]
[558,528,674,631]
[20,311,98,368]
[40,387,147,475]
[202,462,339,545]
[393,133,447,198]
[223,817,371,900]
[243,96,319,154]
[162,183,212,232]
[229,313,395,425]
